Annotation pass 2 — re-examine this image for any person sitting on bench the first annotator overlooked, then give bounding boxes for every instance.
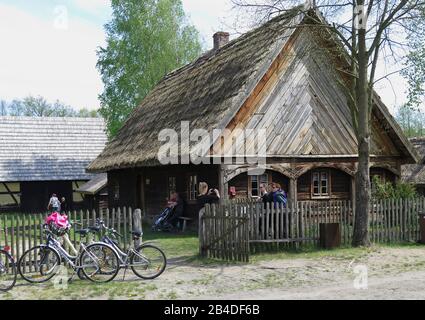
[167,192,186,229]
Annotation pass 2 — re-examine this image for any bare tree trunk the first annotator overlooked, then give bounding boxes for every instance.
[352,13,371,247]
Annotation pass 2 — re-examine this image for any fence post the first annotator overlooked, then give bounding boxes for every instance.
[133,209,142,248]
[199,205,207,257]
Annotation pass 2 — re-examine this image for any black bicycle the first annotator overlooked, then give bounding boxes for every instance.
[0,244,17,292]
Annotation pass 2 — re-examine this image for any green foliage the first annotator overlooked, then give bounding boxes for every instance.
[402,15,425,110]
[395,104,425,138]
[97,0,202,137]
[372,176,418,200]
[1,96,99,118]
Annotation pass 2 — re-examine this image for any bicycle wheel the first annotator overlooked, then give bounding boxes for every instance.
[0,250,17,292]
[18,246,60,283]
[130,244,167,279]
[79,243,119,283]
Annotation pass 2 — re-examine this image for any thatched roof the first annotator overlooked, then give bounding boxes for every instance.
[0,116,106,182]
[402,138,425,185]
[88,7,419,173]
[88,8,303,172]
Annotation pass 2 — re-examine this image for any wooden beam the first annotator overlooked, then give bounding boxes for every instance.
[219,165,229,200]
[2,182,19,206]
[289,178,297,203]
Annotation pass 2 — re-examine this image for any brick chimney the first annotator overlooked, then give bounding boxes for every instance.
[213,32,230,50]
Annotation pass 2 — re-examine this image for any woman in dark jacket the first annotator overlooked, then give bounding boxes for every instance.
[197,182,220,212]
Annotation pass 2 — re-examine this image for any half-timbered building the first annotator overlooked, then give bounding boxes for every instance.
[0,116,107,212]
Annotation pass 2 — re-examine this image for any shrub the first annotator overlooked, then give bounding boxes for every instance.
[372,175,417,200]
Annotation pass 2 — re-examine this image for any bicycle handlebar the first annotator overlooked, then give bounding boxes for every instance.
[95,218,123,238]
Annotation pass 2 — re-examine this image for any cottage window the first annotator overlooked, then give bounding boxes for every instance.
[168,176,176,199]
[188,175,198,201]
[113,182,120,201]
[312,171,329,198]
[250,174,269,197]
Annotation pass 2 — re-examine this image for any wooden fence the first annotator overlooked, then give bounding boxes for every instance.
[199,198,425,262]
[0,207,140,263]
[199,204,250,262]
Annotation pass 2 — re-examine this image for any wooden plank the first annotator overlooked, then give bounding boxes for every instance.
[285,202,289,240]
[16,215,20,264]
[112,208,115,234]
[22,215,26,273]
[27,214,32,273]
[133,209,142,248]
[266,202,270,240]
[115,207,123,245]
[123,207,128,251]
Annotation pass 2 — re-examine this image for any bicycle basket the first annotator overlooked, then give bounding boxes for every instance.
[47,221,70,236]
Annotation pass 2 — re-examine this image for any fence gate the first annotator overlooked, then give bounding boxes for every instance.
[199,204,249,262]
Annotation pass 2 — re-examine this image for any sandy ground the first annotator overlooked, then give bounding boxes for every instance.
[3,246,425,300]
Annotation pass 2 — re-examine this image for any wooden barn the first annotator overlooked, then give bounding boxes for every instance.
[87,8,420,220]
[0,116,107,212]
[402,137,425,196]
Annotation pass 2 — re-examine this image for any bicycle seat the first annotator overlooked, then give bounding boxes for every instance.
[75,229,90,236]
[131,230,143,238]
[88,226,101,233]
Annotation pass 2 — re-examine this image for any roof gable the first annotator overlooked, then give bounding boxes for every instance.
[88,7,419,172]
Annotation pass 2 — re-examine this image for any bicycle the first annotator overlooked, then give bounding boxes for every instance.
[94,219,167,280]
[0,240,17,292]
[18,221,120,284]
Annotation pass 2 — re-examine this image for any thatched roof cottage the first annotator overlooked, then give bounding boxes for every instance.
[88,8,419,219]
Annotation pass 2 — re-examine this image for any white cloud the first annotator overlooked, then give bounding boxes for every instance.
[0,4,106,109]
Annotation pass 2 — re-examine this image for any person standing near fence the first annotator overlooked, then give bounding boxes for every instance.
[271,183,287,208]
[197,182,220,213]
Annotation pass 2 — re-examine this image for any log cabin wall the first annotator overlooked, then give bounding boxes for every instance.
[227,170,289,199]
[297,168,351,201]
[109,165,220,219]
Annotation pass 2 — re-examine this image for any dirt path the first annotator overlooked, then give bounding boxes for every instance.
[3,246,425,300]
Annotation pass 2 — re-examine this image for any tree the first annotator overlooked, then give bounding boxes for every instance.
[402,9,425,109]
[231,0,425,246]
[97,0,202,137]
[2,96,100,118]
[0,100,7,116]
[78,108,100,118]
[395,104,425,137]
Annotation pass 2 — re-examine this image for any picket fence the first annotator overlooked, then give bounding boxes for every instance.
[0,207,139,262]
[199,198,425,262]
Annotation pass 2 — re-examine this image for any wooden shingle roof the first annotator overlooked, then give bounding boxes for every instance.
[0,116,107,182]
[76,173,107,195]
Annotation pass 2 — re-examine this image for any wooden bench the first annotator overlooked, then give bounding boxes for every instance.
[178,217,193,232]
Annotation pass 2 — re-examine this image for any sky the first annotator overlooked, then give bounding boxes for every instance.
[0,0,412,113]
